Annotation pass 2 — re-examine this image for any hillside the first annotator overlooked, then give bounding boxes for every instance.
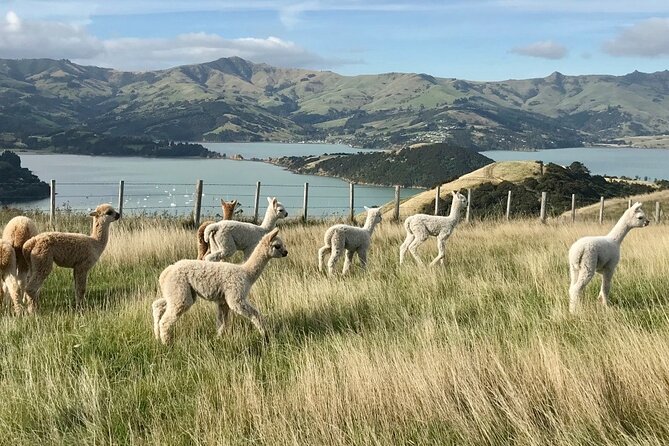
[561,189,669,221]
[272,143,493,188]
[0,151,49,204]
[2,58,669,151]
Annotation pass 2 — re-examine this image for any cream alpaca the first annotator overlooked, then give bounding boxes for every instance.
[400,191,467,266]
[152,228,288,344]
[318,206,382,275]
[22,204,120,313]
[204,197,287,262]
[1,216,38,313]
[0,240,16,310]
[568,202,649,313]
[196,199,238,260]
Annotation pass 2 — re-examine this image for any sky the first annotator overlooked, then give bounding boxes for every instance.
[1,0,669,80]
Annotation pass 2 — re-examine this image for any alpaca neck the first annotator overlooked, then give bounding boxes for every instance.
[222,206,234,220]
[90,218,112,251]
[242,248,271,283]
[449,200,464,222]
[363,214,379,234]
[607,213,632,244]
[259,206,277,231]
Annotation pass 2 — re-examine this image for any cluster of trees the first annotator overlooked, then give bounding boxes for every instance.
[0,151,49,204]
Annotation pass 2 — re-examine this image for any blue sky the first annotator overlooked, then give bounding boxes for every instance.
[2,0,669,80]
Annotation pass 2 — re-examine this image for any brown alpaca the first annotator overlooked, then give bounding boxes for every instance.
[22,204,120,313]
[196,199,238,260]
[1,216,38,313]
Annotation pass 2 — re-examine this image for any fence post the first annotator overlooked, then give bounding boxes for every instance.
[505,190,512,221]
[599,196,605,224]
[393,185,401,222]
[539,191,547,223]
[434,185,441,216]
[253,181,261,224]
[193,179,203,226]
[302,182,309,222]
[349,182,355,222]
[465,188,472,223]
[49,179,56,227]
[656,201,661,224]
[117,180,125,219]
[571,194,576,223]
[628,199,632,209]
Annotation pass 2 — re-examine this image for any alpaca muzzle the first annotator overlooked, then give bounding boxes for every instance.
[643,219,650,227]
[281,249,288,257]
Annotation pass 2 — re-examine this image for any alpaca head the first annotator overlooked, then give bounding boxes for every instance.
[267,197,288,219]
[262,228,288,258]
[89,204,120,223]
[363,206,383,225]
[625,202,650,228]
[220,199,239,219]
[452,190,467,208]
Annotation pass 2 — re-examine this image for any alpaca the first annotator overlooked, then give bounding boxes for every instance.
[152,228,288,344]
[318,206,382,275]
[400,191,468,266]
[22,204,120,313]
[204,197,287,262]
[1,216,38,313]
[0,240,16,311]
[196,199,238,260]
[568,202,649,313]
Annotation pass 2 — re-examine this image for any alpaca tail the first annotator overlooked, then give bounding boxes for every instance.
[196,221,214,260]
[203,223,221,254]
[317,228,334,272]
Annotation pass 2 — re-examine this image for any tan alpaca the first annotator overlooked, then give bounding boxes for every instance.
[196,199,238,260]
[152,228,288,345]
[1,216,38,313]
[0,240,16,311]
[22,204,120,313]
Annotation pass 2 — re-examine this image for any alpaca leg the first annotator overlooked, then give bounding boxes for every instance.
[228,297,268,341]
[429,234,449,266]
[24,258,53,314]
[318,246,331,272]
[204,235,237,262]
[342,249,355,275]
[5,275,24,315]
[158,293,195,345]
[151,298,167,340]
[216,301,230,336]
[73,267,89,309]
[358,249,368,270]
[598,268,614,307]
[399,233,414,265]
[408,232,428,265]
[569,266,596,314]
[327,247,343,276]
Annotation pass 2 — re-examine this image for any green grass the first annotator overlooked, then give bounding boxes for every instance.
[1,212,669,445]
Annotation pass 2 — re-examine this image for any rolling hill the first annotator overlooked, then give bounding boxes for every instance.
[2,57,669,150]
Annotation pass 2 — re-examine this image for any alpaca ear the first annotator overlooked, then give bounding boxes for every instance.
[89,211,97,217]
[268,228,279,241]
[364,206,370,211]
[632,202,642,210]
[267,196,272,204]
[452,190,457,197]
[220,199,225,206]
[232,200,238,207]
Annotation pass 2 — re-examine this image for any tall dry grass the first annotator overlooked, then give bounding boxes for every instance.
[0,211,668,445]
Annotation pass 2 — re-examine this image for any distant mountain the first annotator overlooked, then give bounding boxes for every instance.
[2,57,669,151]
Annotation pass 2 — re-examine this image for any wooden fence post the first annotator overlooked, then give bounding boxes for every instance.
[434,185,441,216]
[505,190,512,221]
[193,179,203,226]
[628,199,632,209]
[117,180,125,219]
[599,196,605,224]
[49,179,56,227]
[571,193,576,223]
[539,191,547,223]
[393,185,400,222]
[253,181,261,224]
[656,201,661,224]
[465,188,472,224]
[349,182,355,222]
[302,182,309,222]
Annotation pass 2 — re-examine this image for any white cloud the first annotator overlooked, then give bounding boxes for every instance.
[0,11,356,71]
[510,40,567,59]
[603,18,669,57]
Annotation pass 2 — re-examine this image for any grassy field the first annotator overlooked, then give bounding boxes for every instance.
[1,212,669,445]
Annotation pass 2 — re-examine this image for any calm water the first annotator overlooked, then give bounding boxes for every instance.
[202,142,370,159]
[10,144,418,218]
[482,147,669,180]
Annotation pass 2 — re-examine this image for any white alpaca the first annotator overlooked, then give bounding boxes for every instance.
[152,228,288,344]
[568,202,649,313]
[0,240,16,310]
[400,191,467,266]
[204,197,287,262]
[318,206,382,275]
[1,216,38,314]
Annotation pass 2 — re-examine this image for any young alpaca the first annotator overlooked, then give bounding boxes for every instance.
[1,216,38,313]
[0,240,16,311]
[400,191,468,266]
[318,206,382,276]
[196,199,238,260]
[152,228,288,344]
[568,202,649,313]
[204,197,287,262]
[22,204,120,313]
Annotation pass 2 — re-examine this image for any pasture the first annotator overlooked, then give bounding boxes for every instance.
[1,212,668,445]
